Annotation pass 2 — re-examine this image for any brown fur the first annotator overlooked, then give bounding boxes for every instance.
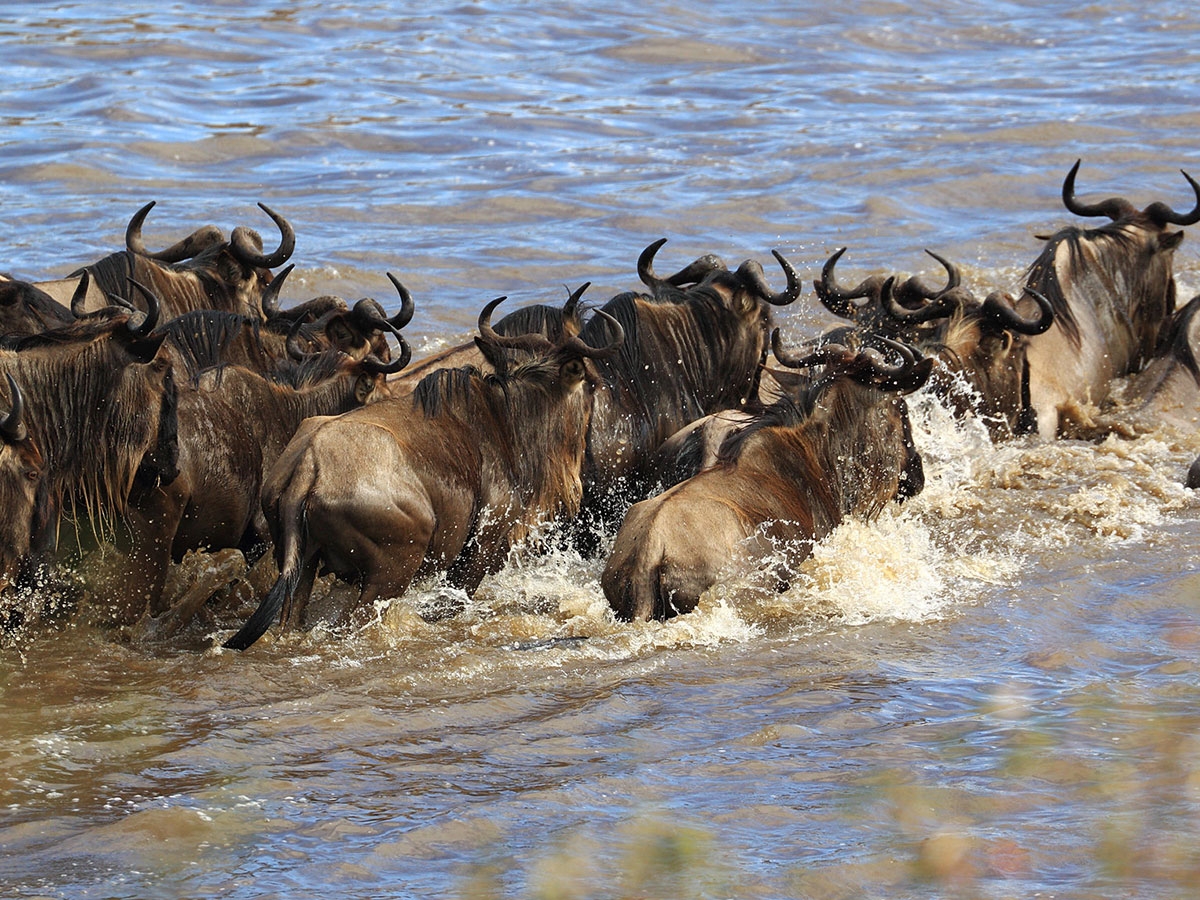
[0,377,44,592]
[223,326,607,650]
[121,352,390,619]
[1022,213,1183,438]
[603,354,929,621]
[575,255,799,543]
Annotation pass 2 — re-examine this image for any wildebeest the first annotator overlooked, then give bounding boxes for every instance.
[156,269,415,382]
[602,330,932,622]
[0,375,44,595]
[50,201,296,322]
[0,301,178,607]
[1020,159,1200,438]
[1063,293,1200,443]
[813,246,964,340]
[573,239,802,541]
[222,296,625,650]
[122,312,411,624]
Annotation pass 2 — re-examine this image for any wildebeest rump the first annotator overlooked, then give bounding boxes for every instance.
[602,331,932,622]
[222,296,625,651]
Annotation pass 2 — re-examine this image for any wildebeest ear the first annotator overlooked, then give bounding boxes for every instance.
[127,332,170,365]
[1160,230,1185,251]
[473,335,509,375]
[353,374,376,404]
[559,358,586,385]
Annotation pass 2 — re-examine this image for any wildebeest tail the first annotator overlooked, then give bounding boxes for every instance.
[222,565,300,650]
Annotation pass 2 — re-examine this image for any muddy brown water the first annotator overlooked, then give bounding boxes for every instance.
[2,3,1200,898]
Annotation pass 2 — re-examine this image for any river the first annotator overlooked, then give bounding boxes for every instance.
[2,2,1200,898]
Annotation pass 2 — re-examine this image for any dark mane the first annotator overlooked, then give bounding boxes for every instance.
[269,347,353,389]
[412,366,483,419]
[73,251,137,300]
[5,338,170,527]
[157,309,266,381]
[1160,294,1200,384]
[715,384,819,464]
[1025,221,1143,349]
[580,289,764,423]
[0,310,131,351]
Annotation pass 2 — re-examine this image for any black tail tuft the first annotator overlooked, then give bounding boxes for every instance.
[222,565,299,651]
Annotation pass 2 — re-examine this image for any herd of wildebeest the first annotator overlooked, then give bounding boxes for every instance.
[2,160,1199,650]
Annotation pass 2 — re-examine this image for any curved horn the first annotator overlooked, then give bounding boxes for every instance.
[1,373,28,444]
[346,291,414,371]
[980,287,1055,336]
[126,201,224,263]
[230,202,296,269]
[771,328,855,370]
[896,249,960,302]
[850,336,933,392]
[1143,169,1200,227]
[667,254,726,286]
[477,296,555,354]
[70,269,91,317]
[636,238,671,292]
[125,201,156,256]
[385,273,416,329]
[124,278,162,336]
[556,307,624,360]
[737,250,803,307]
[259,263,295,317]
[359,331,412,376]
[882,274,964,324]
[285,314,315,360]
[813,248,881,317]
[562,281,589,321]
[1062,159,1137,221]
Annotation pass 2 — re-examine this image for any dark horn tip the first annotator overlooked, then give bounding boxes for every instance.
[385,273,416,328]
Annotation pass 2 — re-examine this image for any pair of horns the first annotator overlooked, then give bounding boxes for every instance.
[771,320,932,392]
[286,273,417,376]
[477,287,624,359]
[639,239,802,306]
[127,201,295,268]
[1063,159,1200,227]
[1,373,28,444]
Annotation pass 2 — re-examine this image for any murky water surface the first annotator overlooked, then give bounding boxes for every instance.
[3,2,1200,897]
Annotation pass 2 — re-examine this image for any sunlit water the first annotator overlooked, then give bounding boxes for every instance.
[3,2,1200,898]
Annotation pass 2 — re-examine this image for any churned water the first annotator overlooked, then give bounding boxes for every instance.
[2,2,1200,898]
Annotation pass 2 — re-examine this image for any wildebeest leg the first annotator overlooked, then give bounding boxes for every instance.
[90,500,180,625]
[339,527,434,628]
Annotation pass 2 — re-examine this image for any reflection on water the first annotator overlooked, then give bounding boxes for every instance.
[2,1,1200,898]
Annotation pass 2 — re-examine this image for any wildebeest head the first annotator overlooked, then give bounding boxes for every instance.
[76,201,296,322]
[1025,159,1200,362]
[0,374,45,593]
[280,271,417,366]
[768,327,934,508]
[880,275,1055,440]
[813,247,964,341]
